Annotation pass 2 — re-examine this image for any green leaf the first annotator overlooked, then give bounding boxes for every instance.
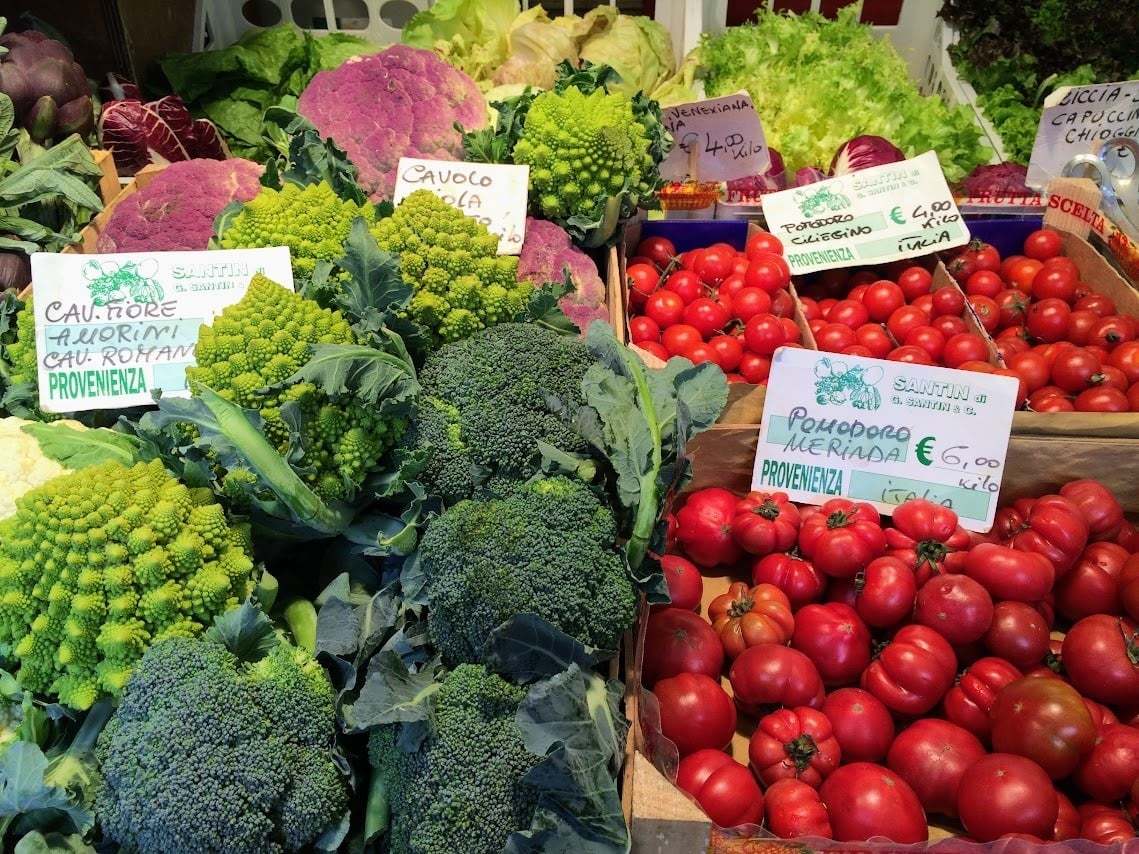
[0,744,90,838]
[334,218,412,342]
[204,601,280,662]
[485,616,607,684]
[21,423,141,470]
[13,831,95,854]
[287,344,418,410]
[0,94,14,140]
[347,651,441,731]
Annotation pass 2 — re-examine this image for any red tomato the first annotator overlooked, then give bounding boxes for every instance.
[819,763,928,843]
[886,498,970,579]
[747,230,783,259]
[886,719,986,817]
[1076,292,1116,316]
[943,332,990,368]
[862,281,906,322]
[1119,519,1139,551]
[854,555,917,629]
[1006,258,1043,295]
[764,778,832,839]
[914,575,994,645]
[912,293,934,316]
[995,288,1029,329]
[968,295,1000,333]
[1062,615,1139,706]
[1007,351,1050,393]
[745,313,791,356]
[770,288,794,318]
[1122,555,1139,622]
[730,287,772,323]
[798,296,821,321]
[984,601,1050,670]
[729,644,825,714]
[1090,314,1137,348]
[966,270,1003,298]
[751,552,825,609]
[1066,308,1100,345]
[684,297,730,338]
[1079,803,1137,844]
[887,305,930,341]
[675,488,742,568]
[637,235,676,268]
[964,543,1054,603]
[745,253,791,293]
[996,335,1030,364]
[1029,389,1075,411]
[1074,724,1139,802]
[1024,228,1063,260]
[749,706,841,788]
[855,323,893,358]
[1110,340,1139,384]
[693,246,736,286]
[720,272,747,299]
[676,750,764,828]
[780,317,801,343]
[931,285,966,318]
[828,299,870,329]
[791,603,871,686]
[818,298,837,319]
[657,554,703,612]
[957,753,1058,841]
[933,314,969,339]
[663,270,704,305]
[1026,298,1072,343]
[709,582,795,659]
[642,608,724,686]
[991,677,1096,779]
[654,672,736,756]
[626,262,661,308]
[995,367,1029,407]
[904,325,946,361]
[645,290,685,327]
[798,500,886,579]
[821,687,895,763]
[707,334,744,372]
[1075,386,1130,411]
[813,322,857,353]
[888,344,933,364]
[1056,541,1127,620]
[1032,264,1077,303]
[897,266,934,301]
[637,340,669,361]
[1050,347,1102,393]
[629,315,661,344]
[943,656,1022,739]
[662,323,703,357]
[1004,493,1089,577]
[861,625,957,715]
[732,491,800,556]
[739,352,771,384]
[1054,790,1081,840]
[1001,253,1026,280]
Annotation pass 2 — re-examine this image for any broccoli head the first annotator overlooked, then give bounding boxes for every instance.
[218,181,375,281]
[405,322,593,503]
[368,663,540,854]
[187,274,406,501]
[420,476,636,664]
[96,635,348,853]
[371,190,532,344]
[0,459,255,709]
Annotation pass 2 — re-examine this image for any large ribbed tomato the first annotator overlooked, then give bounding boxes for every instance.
[819,763,928,843]
[791,603,871,686]
[749,706,841,788]
[1075,724,1139,802]
[708,582,794,658]
[1062,615,1139,706]
[675,488,742,568]
[1003,494,1089,577]
[861,625,956,715]
[1059,478,1124,542]
[799,499,886,578]
[942,656,1022,739]
[751,552,826,609]
[764,779,832,839]
[1055,541,1128,620]
[990,677,1096,779]
[886,719,986,817]
[732,491,800,556]
[885,498,970,582]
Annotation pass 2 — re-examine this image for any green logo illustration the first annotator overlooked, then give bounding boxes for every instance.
[794,185,852,218]
[84,259,163,305]
[814,358,883,410]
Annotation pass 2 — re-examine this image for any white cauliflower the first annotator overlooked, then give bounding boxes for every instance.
[0,417,85,519]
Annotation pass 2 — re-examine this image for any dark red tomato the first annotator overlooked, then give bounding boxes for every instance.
[996,335,1030,364]
[676,750,764,828]
[739,352,771,384]
[657,554,703,612]
[1027,298,1072,343]
[862,280,905,322]
[662,323,704,357]
[1094,365,1130,394]
[1005,493,1089,577]
[627,262,661,309]
[886,305,930,341]
[747,230,784,259]
[1076,386,1130,411]
[664,270,704,305]
[684,297,730,338]
[637,235,677,268]
[637,340,669,361]
[749,706,841,788]
[1111,340,1139,383]
[1066,308,1100,345]
[751,552,825,609]
[675,487,742,568]
[1054,790,1081,840]
[1050,347,1102,393]
[1123,556,1139,623]
[968,295,1000,333]
[943,656,1023,739]
[822,687,895,764]
[887,719,986,818]
[729,644,825,715]
[933,314,969,339]
[943,332,990,368]
[904,325,946,362]
[995,288,1028,329]
[1078,803,1137,845]
[798,499,886,578]
[629,315,661,344]
[965,270,1003,299]
[991,677,1096,779]
[965,543,1054,603]
[1062,615,1139,706]
[1024,228,1063,261]
[854,323,892,358]
[930,285,966,318]
[1029,389,1075,412]
[813,322,857,354]
[645,289,686,327]
[888,345,934,364]
[732,491,800,557]
[1056,541,1127,620]
[791,603,871,686]
[1076,292,1116,316]
[819,763,928,843]
[897,266,934,301]
[1031,264,1077,303]
[828,299,870,329]
[780,317,801,344]
[764,778,832,839]
[771,288,794,318]
[957,754,1058,841]
[862,625,957,715]
[1090,314,1137,348]
[914,575,994,646]
[854,555,917,629]
[1119,519,1139,551]
[745,313,791,356]
[745,252,791,293]
[706,334,744,372]
[694,246,736,286]
[654,672,736,756]
[1074,724,1139,802]
[985,601,1050,670]
[731,287,772,323]
[642,608,724,686]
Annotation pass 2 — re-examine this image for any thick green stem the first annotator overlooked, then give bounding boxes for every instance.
[624,355,663,574]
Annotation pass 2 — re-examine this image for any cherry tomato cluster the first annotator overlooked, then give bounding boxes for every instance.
[646,483,1139,844]
[625,231,802,383]
[797,262,998,375]
[947,229,1139,412]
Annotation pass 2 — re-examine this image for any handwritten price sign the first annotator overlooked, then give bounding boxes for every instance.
[660,92,770,183]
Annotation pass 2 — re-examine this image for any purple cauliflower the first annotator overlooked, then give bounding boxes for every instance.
[518,217,608,332]
[96,158,263,253]
[297,45,487,203]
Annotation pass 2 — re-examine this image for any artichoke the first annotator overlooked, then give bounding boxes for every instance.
[0,26,93,143]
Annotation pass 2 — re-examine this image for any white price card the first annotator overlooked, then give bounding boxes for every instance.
[1027,80,1139,190]
[762,151,970,275]
[393,157,529,255]
[29,247,293,413]
[751,348,1019,532]
[660,92,770,183]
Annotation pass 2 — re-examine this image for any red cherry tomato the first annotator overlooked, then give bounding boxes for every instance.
[1032,264,1078,303]
[1050,346,1102,393]
[739,352,771,384]
[747,230,784,258]
[886,305,930,341]
[662,323,704,357]
[828,299,870,329]
[626,262,661,309]
[966,269,1003,298]
[897,266,934,301]
[1090,314,1137,348]
[888,345,934,364]
[780,317,801,343]
[731,287,772,323]
[813,322,857,354]
[745,252,791,293]
[719,272,747,300]
[904,325,946,362]
[1007,350,1050,393]
[664,270,704,305]
[645,290,685,327]
[636,340,668,361]
[931,285,966,318]
[1023,228,1064,261]
[684,297,730,338]
[694,246,736,286]
[911,293,934,316]
[933,314,968,339]
[745,313,791,356]
[770,288,794,318]
[707,334,744,372]
[1076,292,1116,317]
[942,332,990,368]
[636,235,677,268]
[628,315,661,344]
[996,288,1029,329]
[1075,386,1130,411]
[862,280,906,322]
[854,323,893,358]
[1026,298,1071,343]
[968,294,1000,333]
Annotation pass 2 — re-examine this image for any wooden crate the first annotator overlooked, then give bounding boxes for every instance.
[62,163,167,256]
[91,149,122,207]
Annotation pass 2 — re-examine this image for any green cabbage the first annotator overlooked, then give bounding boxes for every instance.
[402,0,519,83]
[578,8,675,97]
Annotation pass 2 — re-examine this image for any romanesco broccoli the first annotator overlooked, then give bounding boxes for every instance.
[404,322,593,502]
[96,633,348,853]
[0,298,59,422]
[420,476,636,664]
[368,664,540,854]
[0,459,255,709]
[187,274,406,501]
[371,190,531,344]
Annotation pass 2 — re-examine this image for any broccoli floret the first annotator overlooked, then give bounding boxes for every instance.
[95,636,347,854]
[371,190,532,345]
[0,460,255,709]
[420,476,636,664]
[187,273,406,501]
[405,323,593,503]
[368,664,540,854]
[218,181,375,281]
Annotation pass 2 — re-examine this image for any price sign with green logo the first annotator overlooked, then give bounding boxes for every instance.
[761,151,970,274]
[752,348,1019,531]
